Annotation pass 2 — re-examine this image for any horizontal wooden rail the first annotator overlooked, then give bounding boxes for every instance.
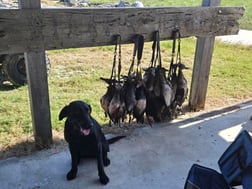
[0,6,244,54]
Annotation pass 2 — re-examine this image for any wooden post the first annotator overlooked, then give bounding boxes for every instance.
[19,0,52,148]
[189,0,220,111]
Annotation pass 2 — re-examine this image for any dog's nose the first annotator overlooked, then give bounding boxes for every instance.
[86,122,94,129]
[88,124,93,129]
[86,116,94,128]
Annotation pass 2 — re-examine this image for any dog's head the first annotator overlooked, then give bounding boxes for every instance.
[59,101,94,136]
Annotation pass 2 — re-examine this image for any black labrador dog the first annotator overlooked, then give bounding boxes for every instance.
[59,100,124,184]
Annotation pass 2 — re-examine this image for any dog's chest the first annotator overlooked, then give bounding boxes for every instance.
[72,134,98,156]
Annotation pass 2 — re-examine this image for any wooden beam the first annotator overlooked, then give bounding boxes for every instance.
[0,6,244,54]
[19,0,52,148]
[189,0,220,111]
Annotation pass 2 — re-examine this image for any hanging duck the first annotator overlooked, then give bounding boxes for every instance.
[174,62,189,111]
[169,29,189,115]
[100,35,126,126]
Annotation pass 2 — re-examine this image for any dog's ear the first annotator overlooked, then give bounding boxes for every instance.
[88,104,92,114]
[59,105,70,120]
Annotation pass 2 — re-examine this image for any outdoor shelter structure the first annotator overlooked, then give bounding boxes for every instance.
[0,0,245,147]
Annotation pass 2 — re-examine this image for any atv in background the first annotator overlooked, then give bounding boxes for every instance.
[0,53,50,87]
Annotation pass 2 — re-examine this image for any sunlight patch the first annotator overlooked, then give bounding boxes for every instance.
[218,124,245,142]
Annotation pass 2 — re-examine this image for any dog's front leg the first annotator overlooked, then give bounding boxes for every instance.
[67,145,79,180]
[97,142,109,185]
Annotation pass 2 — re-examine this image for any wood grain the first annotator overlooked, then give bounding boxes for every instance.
[0,6,244,54]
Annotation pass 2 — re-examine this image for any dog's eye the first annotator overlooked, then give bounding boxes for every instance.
[87,108,91,114]
[87,105,92,114]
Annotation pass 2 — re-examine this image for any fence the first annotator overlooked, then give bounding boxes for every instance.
[0,0,244,147]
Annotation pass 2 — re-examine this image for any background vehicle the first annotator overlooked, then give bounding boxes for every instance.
[0,54,50,87]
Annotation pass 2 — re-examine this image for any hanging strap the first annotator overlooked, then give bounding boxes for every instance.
[110,37,117,81]
[150,31,162,68]
[168,29,179,79]
[110,34,122,82]
[128,34,144,76]
[136,35,144,76]
[175,30,182,64]
[117,35,122,82]
[150,32,157,67]
[128,35,138,75]
[156,31,162,67]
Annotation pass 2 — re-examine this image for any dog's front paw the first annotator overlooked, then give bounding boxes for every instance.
[67,168,77,180]
[104,158,110,167]
[99,174,109,185]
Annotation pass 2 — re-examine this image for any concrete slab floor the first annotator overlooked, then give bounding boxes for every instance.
[0,100,252,189]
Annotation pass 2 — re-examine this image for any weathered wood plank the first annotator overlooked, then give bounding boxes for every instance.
[189,0,219,111]
[24,51,52,148]
[19,0,52,148]
[0,6,244,54]
[189,38,215,110]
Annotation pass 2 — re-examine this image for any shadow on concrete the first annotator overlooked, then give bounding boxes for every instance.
[0,136,66,160]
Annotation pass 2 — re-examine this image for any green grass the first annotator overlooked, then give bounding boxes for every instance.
[210,43,252,97]
[0,0,252,150]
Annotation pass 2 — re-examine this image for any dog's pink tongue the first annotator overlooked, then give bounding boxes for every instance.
[81,128,90,136]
